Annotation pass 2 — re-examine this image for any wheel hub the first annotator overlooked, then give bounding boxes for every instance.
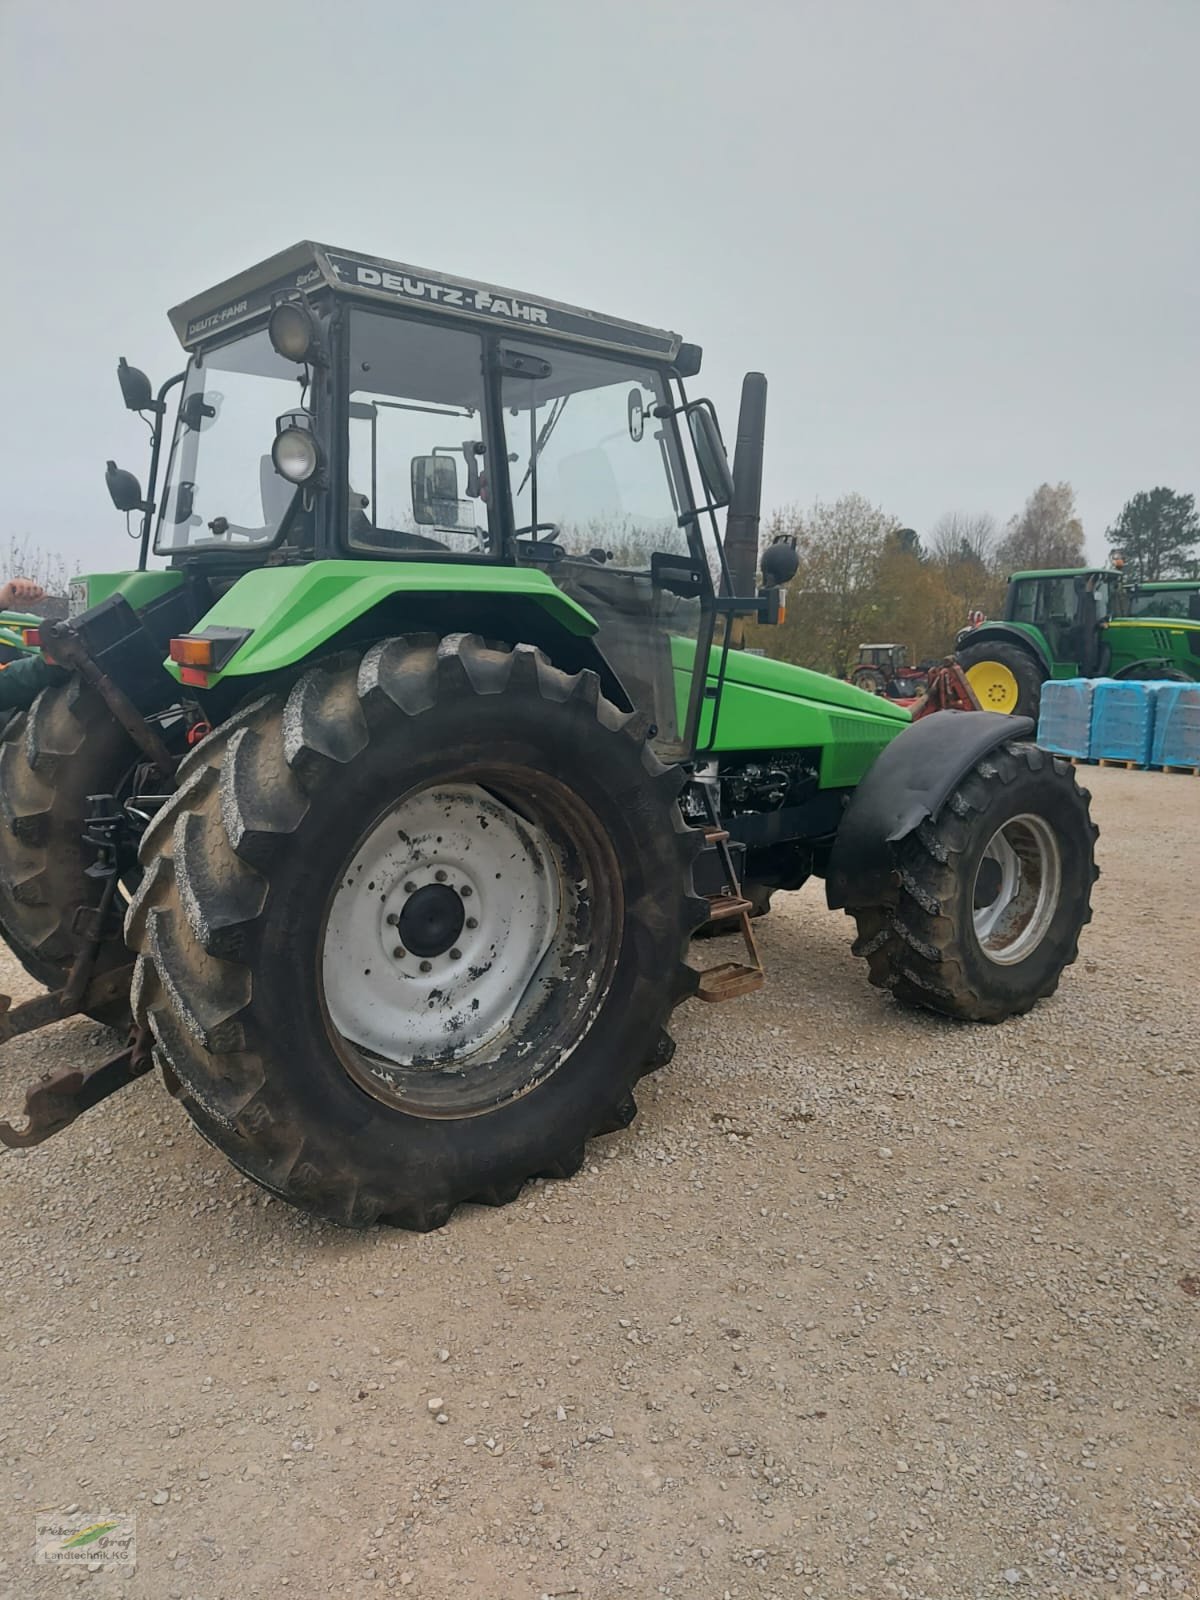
[321,783,565,1093]
[397,883,466,958]
[971,812,1061,964]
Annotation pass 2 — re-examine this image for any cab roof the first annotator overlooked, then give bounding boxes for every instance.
[1009,567,1119,581]
[169,241,691,367]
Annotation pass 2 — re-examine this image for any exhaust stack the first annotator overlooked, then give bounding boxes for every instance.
[722,372,768,597]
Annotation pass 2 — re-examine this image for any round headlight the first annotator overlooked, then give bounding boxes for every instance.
[272,427,319,484]
[268,301,317,363]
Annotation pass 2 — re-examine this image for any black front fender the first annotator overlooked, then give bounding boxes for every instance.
[825,709,1035,910]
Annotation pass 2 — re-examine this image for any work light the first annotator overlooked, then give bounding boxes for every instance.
[272,425,320,484]
[268,300,319,363]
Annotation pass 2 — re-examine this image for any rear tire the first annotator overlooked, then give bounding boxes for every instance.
[125,636,706,1229]
[958,641,1045,720]
[0,679,136,1022]
[850,741,1098,1022]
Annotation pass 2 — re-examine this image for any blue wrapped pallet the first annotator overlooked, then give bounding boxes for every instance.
[1090,679,1156,766]
[1151,682,1200,771]
[1036,678,1094,759]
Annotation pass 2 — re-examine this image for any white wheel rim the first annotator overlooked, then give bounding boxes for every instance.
[322,782,570,1092]
[971,813,1062,965]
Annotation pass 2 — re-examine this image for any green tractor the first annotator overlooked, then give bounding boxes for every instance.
[0,611,45,666]
[1126,579,1200,621]
[0,243,1099,1227]
[956,566,1200,720]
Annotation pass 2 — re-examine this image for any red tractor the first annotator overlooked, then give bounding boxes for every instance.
[850,642,928,698]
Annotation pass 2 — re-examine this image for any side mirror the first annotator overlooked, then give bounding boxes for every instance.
[105,460,146,514]
[627,387,645,443]
[688,406,734,508]
[117,357,154,412]
[412,455,460,526]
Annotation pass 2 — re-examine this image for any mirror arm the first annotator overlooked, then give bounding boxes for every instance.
[137,371,186,571]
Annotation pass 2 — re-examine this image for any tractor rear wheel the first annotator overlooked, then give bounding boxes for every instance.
[957,641,1045,720]
[125,636,706,1229]
[850,741,1098,1022]
[0,680,137,1022]
[851,666,884,695]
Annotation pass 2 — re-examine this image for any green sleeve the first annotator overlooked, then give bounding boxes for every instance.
[0,655,67,710]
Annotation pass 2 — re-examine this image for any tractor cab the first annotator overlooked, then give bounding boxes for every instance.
[1127,580,1200,621]
[1003,567,1121,675]
[103,242,779,762]
[856,643,908,673]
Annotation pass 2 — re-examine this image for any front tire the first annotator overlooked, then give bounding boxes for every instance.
[958,641,1045,720]
[850,741,1098,1022]
[125,636,706,1229]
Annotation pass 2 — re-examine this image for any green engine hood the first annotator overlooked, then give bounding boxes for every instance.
[674,638,909,789]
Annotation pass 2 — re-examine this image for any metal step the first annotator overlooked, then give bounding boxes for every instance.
[705,893,754,920]
[697,962,765,1003]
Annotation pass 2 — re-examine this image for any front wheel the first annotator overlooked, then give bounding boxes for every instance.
[125,636,706,1229]
[850,741,1098,1022]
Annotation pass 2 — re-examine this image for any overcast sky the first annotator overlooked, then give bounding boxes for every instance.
[1,0,1196,570]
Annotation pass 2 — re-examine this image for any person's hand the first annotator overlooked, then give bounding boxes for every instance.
[0,578,45,610]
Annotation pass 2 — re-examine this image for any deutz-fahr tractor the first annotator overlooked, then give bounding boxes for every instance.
[957,567,1200,720]
[0,243,1098,1228]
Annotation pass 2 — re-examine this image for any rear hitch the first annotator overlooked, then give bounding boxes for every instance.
[0,1027,153,1149]
[0,792,146,1148]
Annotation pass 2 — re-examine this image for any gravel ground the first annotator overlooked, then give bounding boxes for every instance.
[0,766,1196,1600]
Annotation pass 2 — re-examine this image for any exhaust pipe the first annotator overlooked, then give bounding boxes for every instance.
[722,372,767,597]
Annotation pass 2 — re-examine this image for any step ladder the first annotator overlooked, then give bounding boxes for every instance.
[693,787,765,1004]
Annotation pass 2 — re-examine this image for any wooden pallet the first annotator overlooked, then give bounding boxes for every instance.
[1097,757,1143,770]
[1155,763,1200,776]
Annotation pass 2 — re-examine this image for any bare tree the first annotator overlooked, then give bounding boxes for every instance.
[3,534,71,598]
[995,484,1085,572]
[767,495,897,676]
[928,511,998,568]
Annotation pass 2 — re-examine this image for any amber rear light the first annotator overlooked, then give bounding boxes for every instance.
[20,626,41,649]
[169,636,216,669]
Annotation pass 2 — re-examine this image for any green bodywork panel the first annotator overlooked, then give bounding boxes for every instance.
[1103,617,1200,677]
[672,638,909,788]
[74,569,185,611]
[0,610,42,657]
[168,561,598,686]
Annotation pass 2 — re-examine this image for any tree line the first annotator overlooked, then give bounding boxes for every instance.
[748,484,1199,677]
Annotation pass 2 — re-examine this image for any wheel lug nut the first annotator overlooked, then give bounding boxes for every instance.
[419,960,432,973]
[404,880,416,893]
[393,946,406,959]
[460,886,472,898]
[449,947,461,960]
[386,913,399,926]
[465,917,478,930]
[435,869,447,883]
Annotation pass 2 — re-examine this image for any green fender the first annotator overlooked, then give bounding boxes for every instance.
[958,621,1052,673]
[166,561,599,686]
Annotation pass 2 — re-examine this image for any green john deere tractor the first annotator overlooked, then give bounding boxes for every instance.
[0,243,1099,1227]
[956,567,1200,721]
[0,611,43,665]
[1126,579,1200,621]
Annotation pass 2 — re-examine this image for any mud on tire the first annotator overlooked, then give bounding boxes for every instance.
[126,635,707,1229]
[850,740,1098,1023]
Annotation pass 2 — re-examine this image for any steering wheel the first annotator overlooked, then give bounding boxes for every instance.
[513,523,561,542]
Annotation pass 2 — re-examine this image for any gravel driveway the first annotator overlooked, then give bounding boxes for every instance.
[1,765,1196,1599]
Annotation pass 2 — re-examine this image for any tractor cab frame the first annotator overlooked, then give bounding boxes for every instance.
[106,243,775,764]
